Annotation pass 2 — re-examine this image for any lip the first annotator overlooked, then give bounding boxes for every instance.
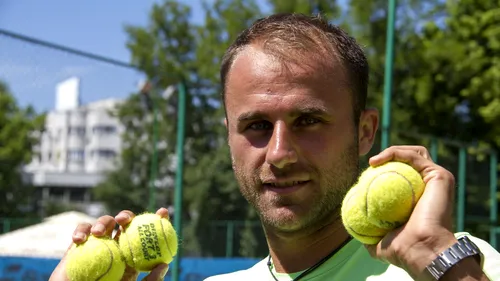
[263,180,311,194]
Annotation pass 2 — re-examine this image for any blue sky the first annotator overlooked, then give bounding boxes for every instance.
[0,0,270,113]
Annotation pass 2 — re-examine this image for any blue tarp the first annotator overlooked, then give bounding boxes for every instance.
[0,256,261,281]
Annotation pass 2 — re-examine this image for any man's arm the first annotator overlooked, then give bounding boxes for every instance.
[439,256,488,281]
[364,146,497,281]
[405,233,489,281]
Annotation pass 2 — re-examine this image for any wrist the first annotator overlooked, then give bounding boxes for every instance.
[420,255,486,281]
[401,230,458,279]
[405,233,485,281]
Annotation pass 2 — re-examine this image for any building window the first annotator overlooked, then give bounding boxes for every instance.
[69,127,85,136]
[91,149,116,159]
[68,149,84,161]
[92,125,116,135]
[70,189,86,202]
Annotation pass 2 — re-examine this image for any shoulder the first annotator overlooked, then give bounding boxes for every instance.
[203,258,269,281]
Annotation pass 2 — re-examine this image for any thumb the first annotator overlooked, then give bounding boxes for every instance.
[363,227,402,263]
[121,265,139,281]
[141,263,169,281]
[48,242,74,281]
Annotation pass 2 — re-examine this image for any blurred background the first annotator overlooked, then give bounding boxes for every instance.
[0,0,498,280]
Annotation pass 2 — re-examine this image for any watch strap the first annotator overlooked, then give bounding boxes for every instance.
[425,236,481,280]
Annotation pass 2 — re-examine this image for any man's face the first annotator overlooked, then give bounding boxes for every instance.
[224,45,376,233]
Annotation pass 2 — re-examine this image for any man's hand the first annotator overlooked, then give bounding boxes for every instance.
[49,208,171,281]
[365,146,487,281]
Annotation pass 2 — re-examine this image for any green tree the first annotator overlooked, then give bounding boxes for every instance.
[94,0,264,257]
[187,0,266,258]
[346,0,446,134]
[94,0,500,257]
[268,0,340,18]
[403,0,500,235]
[408,0,500,146]
[0,81,45,218]
[347,0,500,237]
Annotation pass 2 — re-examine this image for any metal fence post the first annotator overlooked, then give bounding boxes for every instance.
[226,221,235,258]
[381,0,397,150]
[430,137,438,163]
[490,151,498,248]
[457,146,467,232]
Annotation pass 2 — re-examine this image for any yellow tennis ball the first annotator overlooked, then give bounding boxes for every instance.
[66,235,126,281]
[119,213,178,272]
[363,161,425,229]
[341,184,391,244]
[341,161,425,244]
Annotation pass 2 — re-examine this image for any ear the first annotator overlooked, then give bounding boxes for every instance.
[358,108,379,156]
[224,118,228,128]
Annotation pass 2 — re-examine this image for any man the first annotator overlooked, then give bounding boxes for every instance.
[50,13,500,281]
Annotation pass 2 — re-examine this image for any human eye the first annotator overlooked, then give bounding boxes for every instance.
[248,121,272,131]
[297,116,321,126]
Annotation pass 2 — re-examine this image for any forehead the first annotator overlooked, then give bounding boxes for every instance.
[224,45,351,118]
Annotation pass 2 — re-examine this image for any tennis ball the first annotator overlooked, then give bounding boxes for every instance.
[341,161,425,244]
[119,213,178,272]
[341,184,391,245]
[66,235,126,281]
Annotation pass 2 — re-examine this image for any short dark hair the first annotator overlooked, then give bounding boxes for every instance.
[220,13,369,123]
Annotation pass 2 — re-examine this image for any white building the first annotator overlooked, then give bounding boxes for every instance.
[25,77,124,217]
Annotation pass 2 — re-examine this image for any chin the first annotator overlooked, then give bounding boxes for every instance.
[262,206,310,232]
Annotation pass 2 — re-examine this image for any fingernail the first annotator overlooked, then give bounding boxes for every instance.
[74,232,86,240]
[117,213,130,221]
[93,223,105,233]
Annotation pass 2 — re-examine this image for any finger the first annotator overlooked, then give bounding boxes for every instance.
[52,224,92,281]
[156,207,170,219]
[369,147,430,172]
[411,169,456,229]
[72,223,92,244]
[364,244,377,259]
[364,244,391,265]
[114,210,136,241]
[91,215,116,238]
[363,227,402,263]
[141,264,169,281]
[57,239,77,268]
[386,145,432,160]
[370,146,431,165]
[115,210,136,227]
[121,266,139,281]
[48,256,70,281]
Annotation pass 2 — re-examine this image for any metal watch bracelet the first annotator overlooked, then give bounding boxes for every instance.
[425,236,482,280]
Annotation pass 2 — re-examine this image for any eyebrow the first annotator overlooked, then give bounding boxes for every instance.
[236,105,331,122]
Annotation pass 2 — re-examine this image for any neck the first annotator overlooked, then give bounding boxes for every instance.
[265,212,351,273]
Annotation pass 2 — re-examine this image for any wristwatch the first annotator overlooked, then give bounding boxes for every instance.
[425,236,482,280]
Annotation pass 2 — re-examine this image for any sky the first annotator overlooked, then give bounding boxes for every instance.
[0,0,270,113]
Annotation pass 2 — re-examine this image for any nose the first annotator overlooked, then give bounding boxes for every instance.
[266,122,298,169]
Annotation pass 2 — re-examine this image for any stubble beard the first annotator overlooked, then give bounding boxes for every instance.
[232,141,360,234]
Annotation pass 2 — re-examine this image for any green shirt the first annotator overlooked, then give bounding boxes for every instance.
[205,232,500,280]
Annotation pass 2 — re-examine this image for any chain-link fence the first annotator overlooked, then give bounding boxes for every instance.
[0,27,498,258]
[381,130,499,249]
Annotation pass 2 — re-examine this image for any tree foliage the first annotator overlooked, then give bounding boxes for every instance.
[0,81,45,217]
[347,0,500,236]
[94,0,265,257]
[94,0,500,257]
